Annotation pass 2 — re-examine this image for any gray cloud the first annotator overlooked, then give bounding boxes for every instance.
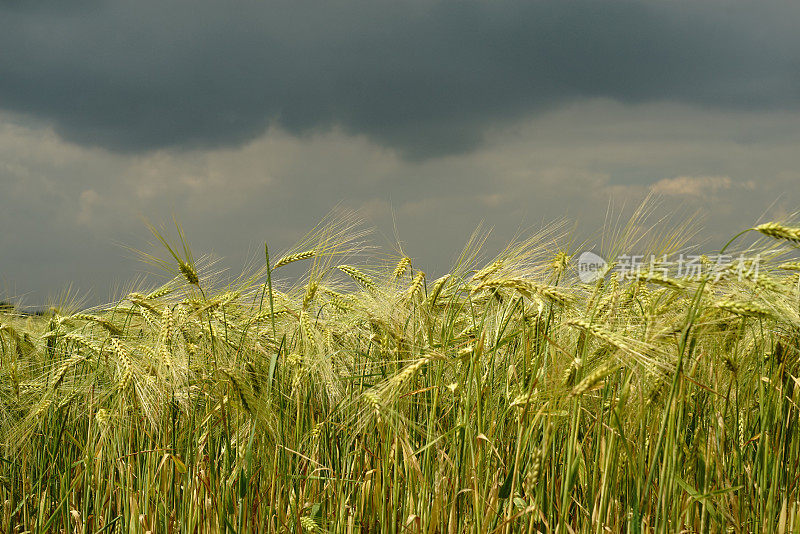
[2,100,800,306]
[1,1,799,158]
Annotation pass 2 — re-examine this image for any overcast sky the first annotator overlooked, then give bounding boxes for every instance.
[2,0,799,307]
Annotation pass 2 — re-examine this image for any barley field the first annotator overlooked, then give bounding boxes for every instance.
[2,212,800,533]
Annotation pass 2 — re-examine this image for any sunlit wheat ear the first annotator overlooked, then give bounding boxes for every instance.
[426,274,451,307]
[362,390,383,422]
[255,308,290,321]
[754,222,800,243]
[569,363,620,398]
[244,360,261,395]
[178,259,199,285]
[715,298,773,319]
[388,355,432,389]
[273,250,316,270]
[472,259,505,283]
[33,398,53,418]
[525,446,544,494]
[477,278,571,305]
[406,271,426,299]
[549,251,571,273]
[220,368,256,416]
[300,310,316,350]
[109,338,133,391]
[563,318,667,372]
[635,272,686,291]
[159,306,173,343]
[392,257,412,279]
[137,306,161,332]
[562,357,582,387]
[303,280,319,310]
[51,354,87,390]
[68,313,122,335]
[299,516,321,532]
[158,306,174,369]
[741,269,784,292]
[337,265,376,292]
[146,284,174,300]
[322,288,355,311]
[779,262,800,271]
[64,332,100,353]
[127,292,162,315]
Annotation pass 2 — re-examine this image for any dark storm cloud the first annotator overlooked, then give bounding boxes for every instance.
[1,0,798,158]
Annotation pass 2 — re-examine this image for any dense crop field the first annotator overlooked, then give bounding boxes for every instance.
[2,212,800,533]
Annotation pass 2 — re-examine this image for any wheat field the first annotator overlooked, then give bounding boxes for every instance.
[1,211,799,533]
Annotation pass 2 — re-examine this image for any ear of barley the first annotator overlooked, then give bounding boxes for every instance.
[146,285,173,300]
[221,368,256,415]
[110,338,133,391]
[128,293,162,314]
[569,363,620,398]
[256,309,289,321]
[750,272,783,292]
[310,420,325,439]
[95,408,110,429]
[218,291,241,306]
[754,222,800,243]
[406,271,426,299]
[323,289,354,311]
[479,278,571,305]
[64,333,99,353]
[178,259,199,285]
[563,319,635,355]
[299,516,320,532]
[157,308,175,370]
[392,256,412,279]
[69,313,122,335]
[510,389,539,407]
[34,399,53,417]
[52,354,87,390]
[303,280,319,309]
[778,262,800,271]
[473,259,504,283]
[390,356,431,388]
[458,325,478,339]
[138,307,161,332]
[173,303,187,324]
[273,250,315,269]
[213,310,241,333]
[722,355,738,375]
[715,298,773,319]
[738,411,746,451]
[245,361,261,394]
[646,373,668,408]
[159,306,174,344]
[300,310,316,350]
[525,446,544,493]
[562,357,582,387]
[337,265,376,291]
[158,343,173,370]
[549,251,571,273]
[636,272,686,290]
[363,390,383,418]
[427,274,451,307]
